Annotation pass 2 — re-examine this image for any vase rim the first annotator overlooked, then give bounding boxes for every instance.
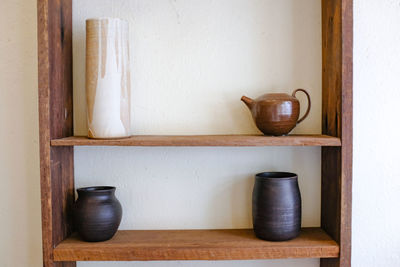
[77,186,116,193]
[256,172,297,179]
[86,17,128,23]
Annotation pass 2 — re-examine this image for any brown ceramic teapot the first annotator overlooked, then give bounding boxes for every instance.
[241,89,311,136]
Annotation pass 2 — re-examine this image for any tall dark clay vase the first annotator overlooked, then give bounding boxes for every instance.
[252,172,301,241]
[73,186,122,242]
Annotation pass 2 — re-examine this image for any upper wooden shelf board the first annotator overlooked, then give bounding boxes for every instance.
[50,134,341,147]
[53,227,339,261]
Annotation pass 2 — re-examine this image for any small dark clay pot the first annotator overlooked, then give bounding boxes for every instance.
[252,172,301,241]
[73,186,122,242]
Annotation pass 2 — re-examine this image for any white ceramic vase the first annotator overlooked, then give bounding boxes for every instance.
[86,18,131,139]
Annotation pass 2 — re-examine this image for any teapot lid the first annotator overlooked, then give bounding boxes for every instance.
[256,93,297,101]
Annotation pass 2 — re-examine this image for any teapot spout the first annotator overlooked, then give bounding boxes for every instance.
[241,96,254,110]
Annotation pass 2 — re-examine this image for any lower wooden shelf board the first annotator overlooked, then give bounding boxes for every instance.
[53,227,339,261]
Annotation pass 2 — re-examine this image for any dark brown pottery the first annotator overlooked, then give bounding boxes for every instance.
[241,89,311,136]
[73,186,122,242]
[252,172,301,241]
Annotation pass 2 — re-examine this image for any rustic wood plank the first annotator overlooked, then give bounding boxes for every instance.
[36,0,352,265]
[38,0,75,266]
[50,135,341,147]
[321,0,353,266]
[54,228,339,261]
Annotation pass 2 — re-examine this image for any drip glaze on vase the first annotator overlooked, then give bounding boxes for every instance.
[86,18,131,139]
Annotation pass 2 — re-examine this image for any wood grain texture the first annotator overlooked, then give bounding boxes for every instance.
[37,0,75,266]
[50,134,341,147]
[321,0,353,266]
[54,228,339,261]
[37,0,352,265]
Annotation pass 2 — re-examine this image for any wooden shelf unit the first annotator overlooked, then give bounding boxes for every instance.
[51,134,341,147]
[37,0,352,266]
[54,228,339,261]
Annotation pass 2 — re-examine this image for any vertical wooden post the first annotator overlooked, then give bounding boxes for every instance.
[38,0,76,266]
[321,0,353,266]
[36,0,352,265]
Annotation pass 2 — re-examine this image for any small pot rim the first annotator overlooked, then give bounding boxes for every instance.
[255,172,297,179]
[77,186,116,193]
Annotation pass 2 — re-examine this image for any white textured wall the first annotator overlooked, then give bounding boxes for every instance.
[1,0,400,267]
[73,0,322,135]
[73,1,321,267]
[352,0,400,266]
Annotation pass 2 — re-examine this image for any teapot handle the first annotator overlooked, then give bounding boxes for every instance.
[292,89,311,124]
